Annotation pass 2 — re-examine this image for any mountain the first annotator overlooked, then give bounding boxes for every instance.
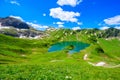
[0,16,120,39]
[0,16,45,39]
[0,16,30,29]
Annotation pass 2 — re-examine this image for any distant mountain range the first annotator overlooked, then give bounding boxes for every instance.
[0,16,45,39]
[0,16,120,39]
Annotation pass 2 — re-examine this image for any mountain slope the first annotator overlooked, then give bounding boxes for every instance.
[0,16,45,38]
[0,16,30,29]
[0,34,120,80]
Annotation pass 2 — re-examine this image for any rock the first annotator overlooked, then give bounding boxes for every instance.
[83,54,88,60]
[95,62,106,66]
[0,17,30,29]
[0,16,46,39]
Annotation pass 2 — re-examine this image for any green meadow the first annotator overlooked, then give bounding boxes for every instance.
[0,29,120,80]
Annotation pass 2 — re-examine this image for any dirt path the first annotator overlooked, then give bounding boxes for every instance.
[88,61,120,68]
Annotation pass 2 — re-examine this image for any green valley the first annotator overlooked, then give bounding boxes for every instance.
[0,28,120,80]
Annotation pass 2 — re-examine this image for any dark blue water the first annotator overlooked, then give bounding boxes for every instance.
[48,41,90,53]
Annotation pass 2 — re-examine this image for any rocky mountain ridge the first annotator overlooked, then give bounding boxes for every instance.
[0,16,120,39]
[0,16,46,39]
[0,16,30,29]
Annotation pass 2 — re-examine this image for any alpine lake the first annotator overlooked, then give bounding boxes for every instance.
[48,41,90,54]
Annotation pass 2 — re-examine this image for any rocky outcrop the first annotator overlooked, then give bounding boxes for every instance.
[0,17,30,29]
[0,16,46,39]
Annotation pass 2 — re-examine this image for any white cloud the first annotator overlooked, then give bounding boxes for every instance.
[56,22,64,25]
[104,15,120,25]
[27,22,48,30]
[50,7,80,22]
[58,24,64,28]
[99,26,110,30]
[57,0,82,7]
[77,22,82,25]
[9,15,24,21]
[53,22,64,25]
[43,13,46,16]
[10,0,20,6]
[72,26,81,30]
[115,26,120,29]
[53,22,64,28]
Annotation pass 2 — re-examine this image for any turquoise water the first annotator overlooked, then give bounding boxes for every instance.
[48,41,90,53]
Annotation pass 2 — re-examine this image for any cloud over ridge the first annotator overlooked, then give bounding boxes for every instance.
[104,15,120,25]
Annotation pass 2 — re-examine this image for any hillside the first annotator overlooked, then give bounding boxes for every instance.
[1,28,120,64]
[0,28,120,79]
[0,32,120,79]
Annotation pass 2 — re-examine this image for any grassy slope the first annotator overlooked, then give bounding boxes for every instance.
[0,34,31,64]
[0,31,120,80]
[98,39,120,57]
[98,38,120,64]
[0,34,50,64]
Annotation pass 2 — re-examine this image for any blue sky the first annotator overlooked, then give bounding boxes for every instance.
[0,0,120,30]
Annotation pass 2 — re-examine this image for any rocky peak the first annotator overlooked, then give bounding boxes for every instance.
[0,16,30,29]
